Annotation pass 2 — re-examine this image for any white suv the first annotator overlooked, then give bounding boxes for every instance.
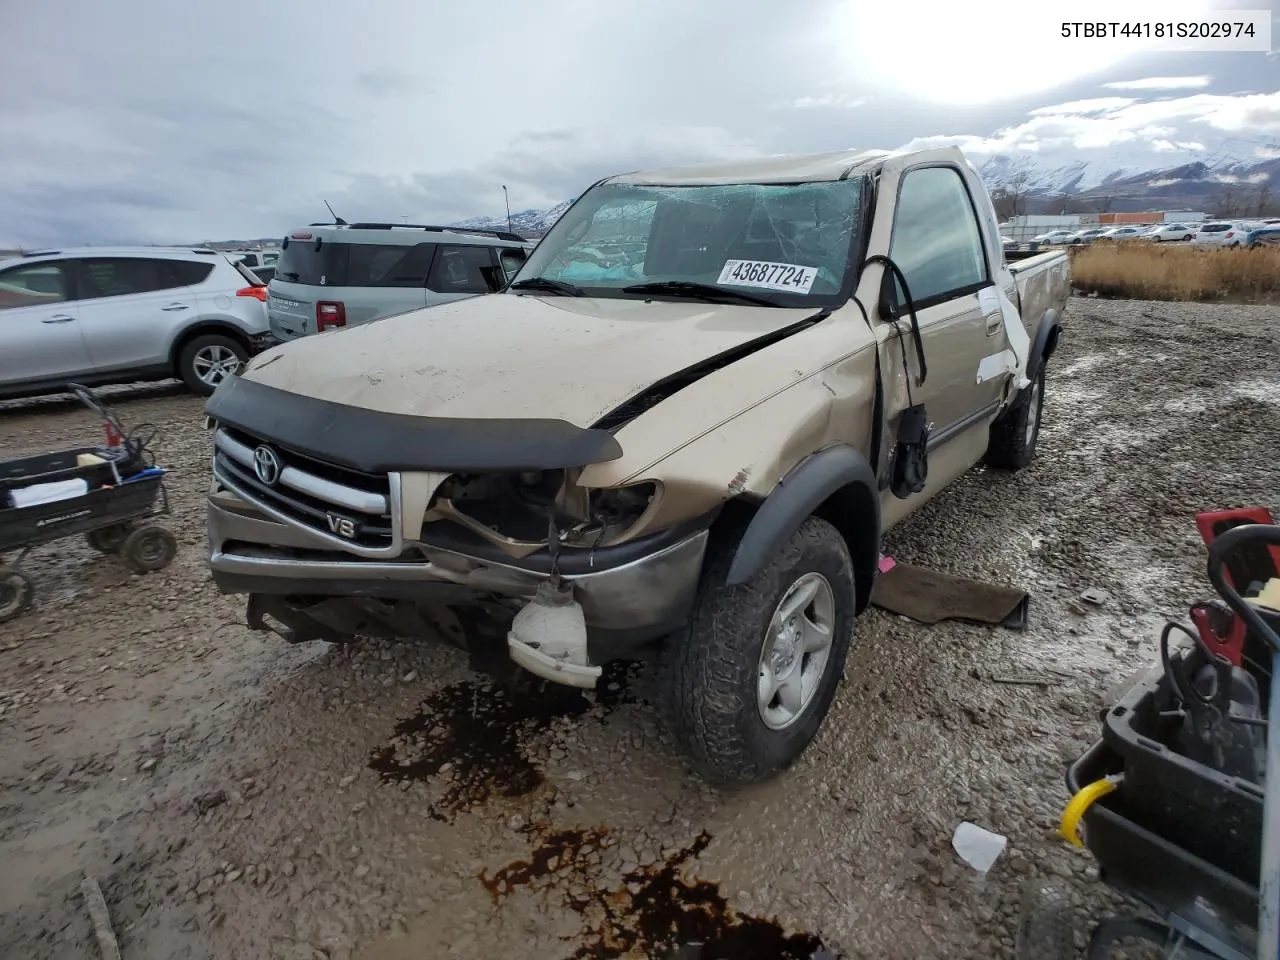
[1190,221,1254,249]
[0,247,272,400]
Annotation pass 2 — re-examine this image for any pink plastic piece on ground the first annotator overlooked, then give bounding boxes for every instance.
[878,554,896,574]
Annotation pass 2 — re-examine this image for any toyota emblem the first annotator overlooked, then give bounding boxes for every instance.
[253,445,281,486]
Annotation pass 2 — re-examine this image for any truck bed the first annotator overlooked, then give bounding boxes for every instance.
[1008,249,1071,333]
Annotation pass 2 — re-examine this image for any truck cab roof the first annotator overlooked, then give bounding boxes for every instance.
[606,146,959,186]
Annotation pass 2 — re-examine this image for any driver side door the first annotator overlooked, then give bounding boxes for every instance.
[867,160,1003,526]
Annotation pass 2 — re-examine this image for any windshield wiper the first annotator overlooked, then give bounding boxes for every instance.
[509,276,584,297]
[620,281,777,307]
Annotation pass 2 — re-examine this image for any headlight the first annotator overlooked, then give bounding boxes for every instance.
[431,473,659,549]
[560,482,659,547]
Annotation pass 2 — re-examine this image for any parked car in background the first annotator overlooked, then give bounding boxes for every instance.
[229,250,279,270]
[266,223,537,343]
[0,247,272,399]
[1097,225,1147,241]
[1032,229,1076,245]
[249,265,276,284]
[1191,221,1255,249]
[1244,224,1280,249]
[1141,222,1196,242]
[1067,228,1106,245]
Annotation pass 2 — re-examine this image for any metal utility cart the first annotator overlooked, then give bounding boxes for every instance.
[0,384,177,623]
[1042,514,1280,960]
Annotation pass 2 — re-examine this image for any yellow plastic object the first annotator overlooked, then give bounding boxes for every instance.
[1058,775,1123,848]
[1248,577,1280,612]
[76,453,106,468]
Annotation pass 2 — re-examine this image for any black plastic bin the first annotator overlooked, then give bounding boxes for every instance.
[1067,740,1259,950]
[0,446,146,496]
[1099,665,1266,885]
[0,473,165,553]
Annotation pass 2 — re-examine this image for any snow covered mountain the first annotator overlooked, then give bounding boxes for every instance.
[452,199,574,238]
[973,136,1279,212]
[452,137,1280,233]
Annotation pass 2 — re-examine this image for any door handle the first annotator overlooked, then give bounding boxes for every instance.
[41,314,75,324]
[161,303,190,312]
[984,314,1002,337]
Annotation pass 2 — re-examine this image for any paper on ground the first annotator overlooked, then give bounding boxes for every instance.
[953,821,1008,873]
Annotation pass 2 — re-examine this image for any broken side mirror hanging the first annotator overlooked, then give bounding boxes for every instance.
[865,255,930,500]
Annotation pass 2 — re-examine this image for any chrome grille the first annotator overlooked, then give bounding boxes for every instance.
[212,426,397,553]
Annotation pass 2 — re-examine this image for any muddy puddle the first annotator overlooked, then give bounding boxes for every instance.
[477,823,833,959]
[368,660,643,821]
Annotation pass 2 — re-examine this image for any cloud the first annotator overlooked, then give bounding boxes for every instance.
[0,0,1273,247]
[787,94,868,110]
[1103,76,1212,91]
[353,68,429,97]
[901,90,1280,158]
[1029,98,1138,116]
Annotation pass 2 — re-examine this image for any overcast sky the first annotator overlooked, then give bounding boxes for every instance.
[0,0,1276,246]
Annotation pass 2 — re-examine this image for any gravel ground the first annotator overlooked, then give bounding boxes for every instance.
[1,297,1277,960]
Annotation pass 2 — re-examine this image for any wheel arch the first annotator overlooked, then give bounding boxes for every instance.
[1029,307,1063,375]
[721,444,880,614]
[168,321,253,373]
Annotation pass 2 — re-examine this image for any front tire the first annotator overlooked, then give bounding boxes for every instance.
[660,515,856,784]
[985,363,1046,470]
[178,334,248,397]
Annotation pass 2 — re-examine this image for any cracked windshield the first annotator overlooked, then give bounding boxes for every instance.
[517,179,863,303]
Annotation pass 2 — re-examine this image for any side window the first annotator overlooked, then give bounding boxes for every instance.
[78,258,174,300]
[346,243,436,288]
[0,261,71,310]
[889,166,988,306]
[165,260,215,286]
[498,247,527,284]
[428,245,498,294]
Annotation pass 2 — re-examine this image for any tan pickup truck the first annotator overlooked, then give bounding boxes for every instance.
[204,146,1070,783]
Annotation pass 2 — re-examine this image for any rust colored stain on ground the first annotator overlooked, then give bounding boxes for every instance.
[367,661,641,822]
[481,824,832,960]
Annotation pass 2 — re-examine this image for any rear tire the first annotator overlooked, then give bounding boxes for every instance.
[85,523,133,554]
[660,515,856,784]
[178,334,248,397]
[0,564,34,623]
[985,363,1046,471]
[120,525,178,574]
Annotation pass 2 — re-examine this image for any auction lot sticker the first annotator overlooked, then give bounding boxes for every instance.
[718,260,818,294]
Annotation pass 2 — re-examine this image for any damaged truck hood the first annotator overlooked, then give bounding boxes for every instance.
[209,293,821,474]
[243,293,819,425]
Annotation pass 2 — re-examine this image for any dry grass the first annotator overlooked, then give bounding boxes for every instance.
[1068,241,1280,303]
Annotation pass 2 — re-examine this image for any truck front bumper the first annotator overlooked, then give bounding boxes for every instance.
[207,487,709,649]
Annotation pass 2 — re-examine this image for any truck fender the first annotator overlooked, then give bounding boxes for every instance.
[1028,308,1063,375]
[724,445,881,612]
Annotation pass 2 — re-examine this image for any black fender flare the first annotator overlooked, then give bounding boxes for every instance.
[724,445,881,607]
[1028,308,1063,375]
